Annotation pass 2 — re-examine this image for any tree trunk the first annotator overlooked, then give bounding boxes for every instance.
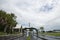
[4,25,8,33]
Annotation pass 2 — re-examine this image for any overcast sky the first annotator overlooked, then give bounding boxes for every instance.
[0,0,60,31]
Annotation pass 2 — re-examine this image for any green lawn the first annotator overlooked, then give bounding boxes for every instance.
[0,32,7,35]
[27,36,30,40]
[0,32,20,36]
[41,32,60,36]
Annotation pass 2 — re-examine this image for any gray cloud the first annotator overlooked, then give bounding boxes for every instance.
[40,3,53,12]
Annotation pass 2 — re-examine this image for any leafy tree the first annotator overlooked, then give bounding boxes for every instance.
[0,10,17,33]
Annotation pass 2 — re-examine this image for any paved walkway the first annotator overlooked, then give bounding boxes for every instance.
[0,34,25,40]
[38,34,60,40]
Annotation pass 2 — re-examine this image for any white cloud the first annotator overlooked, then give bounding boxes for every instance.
[0,0,60,30]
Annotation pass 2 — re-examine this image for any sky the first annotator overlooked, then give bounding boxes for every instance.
[0,0,60,31]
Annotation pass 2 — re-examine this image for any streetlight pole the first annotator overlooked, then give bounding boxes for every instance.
[21,25,23,35]
[29,22,30,28]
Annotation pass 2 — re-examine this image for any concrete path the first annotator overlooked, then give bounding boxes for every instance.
[38,34,60,40]
[0,34,26,40]
[2,34,60,40]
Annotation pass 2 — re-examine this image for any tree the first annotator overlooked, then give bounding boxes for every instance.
[0,10,17,33]
[0,10,7,32]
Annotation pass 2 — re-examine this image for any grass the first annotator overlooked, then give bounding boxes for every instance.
[0,32,7,35]
[40,32,60,36]
[27,36,30,40]
[45,32,60,36]
[0,32,20,36]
